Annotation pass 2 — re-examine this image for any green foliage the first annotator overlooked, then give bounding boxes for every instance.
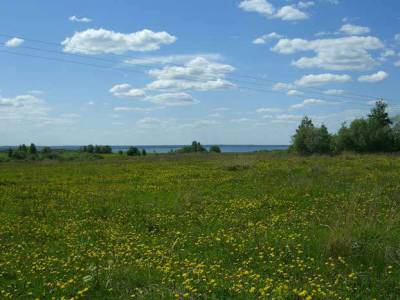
[293,101,398,154]
[82,145,112,154]
[209,145,222,153]
[291,117,333,155]
[127,147,141,156]
[176,141,207,153]
[141,149,147,156]
[29,143,37,155]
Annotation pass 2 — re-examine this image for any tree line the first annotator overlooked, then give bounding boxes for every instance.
[291,100,400,155]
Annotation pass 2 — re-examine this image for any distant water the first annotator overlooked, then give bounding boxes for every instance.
[1,145,289,153]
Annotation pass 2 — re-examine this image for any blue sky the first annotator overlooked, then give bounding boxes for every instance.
[0,0,399,145]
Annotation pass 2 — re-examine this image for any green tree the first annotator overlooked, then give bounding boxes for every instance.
[209,145,221,153]
[29,143,37,155]
[291,117,333,155]
[127,147,141,156]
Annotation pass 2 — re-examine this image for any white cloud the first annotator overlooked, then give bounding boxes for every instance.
[298,1,315,9]
[145,92,198,106]
[272,36,384,71]
[256,107,283,113]
[238,0,275,16]
[146,57,235,91]
[395,61,400,67]
[253,32,283,45]
[136,117,165,128]
[275,5,308,21]
[62,28,176,54]
[287,89,303,96]
[69,15,92,23]
[294,73,351,86]
[340,24,370,35]
[358,71,388,83]
[109,84,145,98]
[5,37,24,47]
[290,98,326,109]
[324,89,344,95]
[0,94,48,121]
[273,114,303,122]
[113,107,156,112]
[239,0,308,21]
[395,34,400,43]
[124,53,223,66]
[273,82,295,90]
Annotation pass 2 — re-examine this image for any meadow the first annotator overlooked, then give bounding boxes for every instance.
[0,153,399,299]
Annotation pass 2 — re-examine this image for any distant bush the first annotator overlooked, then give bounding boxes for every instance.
[176,141,207,153]
[82,145,112,154]
[127,147,141,156]
[209,145,222,153]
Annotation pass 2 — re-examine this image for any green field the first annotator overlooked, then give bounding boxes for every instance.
[1,153,399,299]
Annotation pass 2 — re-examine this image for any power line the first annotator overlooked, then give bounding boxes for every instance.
[0,48,380,108]
[0,32,384,101]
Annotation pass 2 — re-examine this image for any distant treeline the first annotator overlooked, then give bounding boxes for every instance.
[175,141,221,154]
[291,100,400,155]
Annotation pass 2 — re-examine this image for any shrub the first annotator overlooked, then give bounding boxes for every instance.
[176,141,207,153]
[127,147,141,156]
[209,145,221,153]
[291,117,332,155]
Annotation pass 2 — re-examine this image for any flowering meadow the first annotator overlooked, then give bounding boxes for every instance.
[0,153,399,299]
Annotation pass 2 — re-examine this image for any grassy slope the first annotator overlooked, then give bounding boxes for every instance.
[0,153,399,299]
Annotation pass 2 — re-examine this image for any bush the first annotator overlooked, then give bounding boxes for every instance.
[291,117,332,155]
[127,147,141,156]
[209,145,221,153]
[176,141,207,153]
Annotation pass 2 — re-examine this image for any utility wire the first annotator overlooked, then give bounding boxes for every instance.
[0,32,384,101]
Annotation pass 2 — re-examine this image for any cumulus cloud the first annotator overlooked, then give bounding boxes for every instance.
[62,28,177,54]
[5,37,24,47]
[239,0,275,16]
[256,107,283,113]
[395,61,400,67]
[298,1,315,9]
[253,32,283,45]
[145,92,198,106]
[395,34,400,43]
[69,15,92,23]
[272,36,384,71]
[238,0,308,21]
[290,98,326,109]
[340,24,370,35]
[109,84,145,98]
[294,73,351,86]
[287,89,304,96]
[358,71,388,83]
[124,53,223,66]
[146,57,235,91]
[274,5,308,21]
[324,89,344,95]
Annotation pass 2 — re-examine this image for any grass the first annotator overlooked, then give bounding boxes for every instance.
[0,153,399,299]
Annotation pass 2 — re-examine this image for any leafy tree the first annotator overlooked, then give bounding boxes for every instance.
[127,147,141,156]
[87,144,94,153]
[209,145,221,153]
[291,117,333,155]
[29,143,37,155]
[41,147,52,154]
[335,101,394,153]
[368,99,391,127]
[141,149,147,156]
[18,144,28,153]
[7,148,13,158]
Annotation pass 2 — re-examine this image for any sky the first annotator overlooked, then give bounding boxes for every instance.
[0,0,399,145]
